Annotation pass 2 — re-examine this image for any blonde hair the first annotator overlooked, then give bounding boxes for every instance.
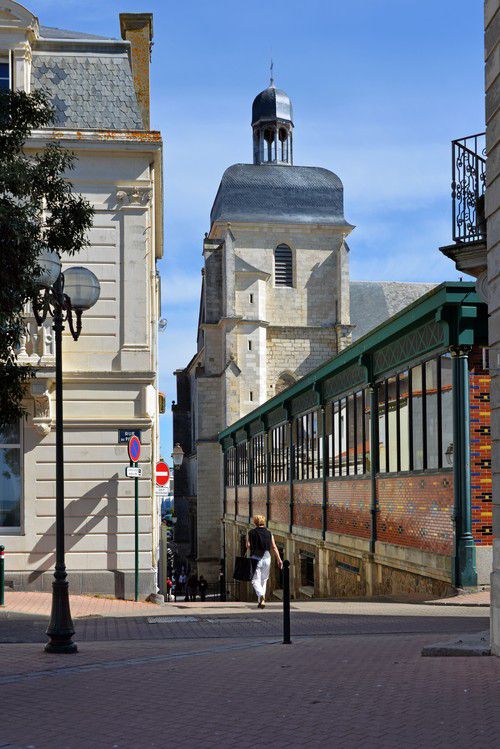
[252,514,266,527]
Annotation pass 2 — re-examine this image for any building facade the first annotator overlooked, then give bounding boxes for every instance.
[485,0,500,656]
[0,2,163,598]
[438,1,499,654]
[173,81,433,580]
[219,283,491,600]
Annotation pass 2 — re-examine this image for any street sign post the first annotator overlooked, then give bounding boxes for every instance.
[127,435,142,602]
[156,461,170,487]
[128,435,141,463]
[125,466,142,478]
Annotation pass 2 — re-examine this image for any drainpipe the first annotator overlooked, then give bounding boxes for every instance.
[452,347,477,588]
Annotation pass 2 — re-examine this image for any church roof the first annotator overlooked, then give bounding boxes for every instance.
[210,163,351,227]
[350,281,437,341]
[252,84,293,125]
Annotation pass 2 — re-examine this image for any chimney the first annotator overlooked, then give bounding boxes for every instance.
[120,13,154,129]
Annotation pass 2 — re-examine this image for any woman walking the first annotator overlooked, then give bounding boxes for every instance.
[247,515,283,608]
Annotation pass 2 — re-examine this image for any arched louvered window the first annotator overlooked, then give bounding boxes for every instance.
[274,244,293,287]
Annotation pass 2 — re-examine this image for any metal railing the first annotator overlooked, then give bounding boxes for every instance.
[452,132,486,244]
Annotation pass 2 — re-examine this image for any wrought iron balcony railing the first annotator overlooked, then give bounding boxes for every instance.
[452,132,486,244]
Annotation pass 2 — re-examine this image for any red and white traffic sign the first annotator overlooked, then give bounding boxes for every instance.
[156,461,170,486]
[128,435,141,462]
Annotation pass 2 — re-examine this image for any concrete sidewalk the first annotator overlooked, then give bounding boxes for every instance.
[0,588,491,621]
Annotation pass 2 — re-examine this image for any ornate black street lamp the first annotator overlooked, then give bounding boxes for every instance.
[34,249,100,653]
[171,443,184,471]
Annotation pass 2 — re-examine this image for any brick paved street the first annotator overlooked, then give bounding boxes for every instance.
[0,595,498,748]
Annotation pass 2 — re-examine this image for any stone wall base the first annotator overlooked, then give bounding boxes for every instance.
[224,520,457,602]
[491,569,500,657]
[476,546,493,586]
[5,570,157,601]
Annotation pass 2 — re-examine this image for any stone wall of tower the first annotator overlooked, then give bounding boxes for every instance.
[181,220,352,582]
[225,223,347,402]
[266,327,337,397]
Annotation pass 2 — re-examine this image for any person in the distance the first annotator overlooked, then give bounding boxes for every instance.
[246,514,283,608]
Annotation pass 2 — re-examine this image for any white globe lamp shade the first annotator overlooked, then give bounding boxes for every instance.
[36,248,62,288]
[63,267,100,311]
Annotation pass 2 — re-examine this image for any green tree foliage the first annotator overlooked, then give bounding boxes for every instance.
[0,89,94,429]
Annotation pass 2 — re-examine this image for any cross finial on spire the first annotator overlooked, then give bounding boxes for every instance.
[270,59,274,87]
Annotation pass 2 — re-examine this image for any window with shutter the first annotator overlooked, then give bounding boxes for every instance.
[274,244,293,287]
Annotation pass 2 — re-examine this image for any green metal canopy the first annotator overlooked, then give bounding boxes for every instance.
[219,282,487,447]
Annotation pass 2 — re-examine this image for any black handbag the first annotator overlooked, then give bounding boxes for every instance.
[233,555,257,581]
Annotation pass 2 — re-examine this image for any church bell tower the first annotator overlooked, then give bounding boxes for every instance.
[252,72,293,166]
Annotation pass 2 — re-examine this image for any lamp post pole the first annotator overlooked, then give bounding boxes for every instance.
[45,275,76,653]
[34,252,101,654]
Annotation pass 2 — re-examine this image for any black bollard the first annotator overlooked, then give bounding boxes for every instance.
[283,559,291,644]
[0,546,4,607]
[219,569,227,603]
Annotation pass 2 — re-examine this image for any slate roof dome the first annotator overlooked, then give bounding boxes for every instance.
[210,163,352,227]
[252,84,293,126]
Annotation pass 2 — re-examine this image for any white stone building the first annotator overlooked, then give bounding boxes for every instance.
[0,2,163,597]
[173,81,432,581]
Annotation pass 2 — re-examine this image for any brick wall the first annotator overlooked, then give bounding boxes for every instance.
[377,473,454,556]
[236,485,249,522]
[251,484,267,519]
[226,487,235,518]
[327,478,371,539]
[469,357,492,545]
[293,480,323,530]
[269,483,289,524]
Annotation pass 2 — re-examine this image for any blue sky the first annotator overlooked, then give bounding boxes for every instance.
[32,0,485,458]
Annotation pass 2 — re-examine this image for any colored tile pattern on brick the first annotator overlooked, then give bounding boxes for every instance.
[293,481,323,529]
[236,485,249,521]
[226,487,235,518]
[251,485,267,519]
[327,478,371,539]
[269,483,289,524]
[469,364,492,545]
[377,473,454,555]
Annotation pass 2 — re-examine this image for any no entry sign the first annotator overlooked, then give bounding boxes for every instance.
[128,435,141,463]
[156,461,170,487]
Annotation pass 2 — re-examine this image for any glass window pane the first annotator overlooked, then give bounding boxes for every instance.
[333,401,340,476]
[348,394,355,475]
[387,377,397,472]
[426,359,439,469]
[0,62,9,91]
[355,391,363,474]
[0,447,21,527]
[399,371,410,471]
[364,389,371,472]
[412,365,424,470]
[340,399,347,476]
[325,404,333,477]
[0,422,20,445]
[441,354,454,467]
[378,383,386,473]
